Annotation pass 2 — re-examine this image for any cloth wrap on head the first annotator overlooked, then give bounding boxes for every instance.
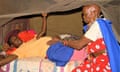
[47,42,73,66]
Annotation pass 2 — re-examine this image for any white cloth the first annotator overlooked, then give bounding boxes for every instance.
[84,21,103,41]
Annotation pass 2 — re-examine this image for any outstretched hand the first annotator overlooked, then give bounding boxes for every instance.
[36,12,48,40]
[42,12,47,17]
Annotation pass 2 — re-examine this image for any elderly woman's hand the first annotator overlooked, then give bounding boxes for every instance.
[47,36,61,45]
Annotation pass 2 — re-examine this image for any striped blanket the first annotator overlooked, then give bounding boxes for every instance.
[1,57,82,72]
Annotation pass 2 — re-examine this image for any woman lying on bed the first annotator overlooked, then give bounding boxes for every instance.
[0,13,47,67]
[2,13,87,67]
[3,13,49,58]
[4,30,87,66]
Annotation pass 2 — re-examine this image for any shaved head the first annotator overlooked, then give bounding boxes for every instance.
[82,4,101,24]
[84,4,101,16]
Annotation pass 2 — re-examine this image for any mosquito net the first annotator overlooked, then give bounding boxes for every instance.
[0,0,119,44]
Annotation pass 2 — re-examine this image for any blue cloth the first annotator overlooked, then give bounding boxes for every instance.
[84,18,120,72]
[83,25,88,32]
[47,42,73,66]
[97,18,120,72]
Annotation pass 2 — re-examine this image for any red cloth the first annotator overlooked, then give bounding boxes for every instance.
[6,30,36,54]
[18,30,36,42]
[87,38,106,54]
[72,38,111,72]
[6,47,17,55]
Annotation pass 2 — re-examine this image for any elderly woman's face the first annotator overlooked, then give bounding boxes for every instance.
[82,5,100,24]
[10,36,23,48]
[82,7,92,24]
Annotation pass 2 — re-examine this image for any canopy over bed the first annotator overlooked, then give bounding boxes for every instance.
[0,1,120,72]
[0,0,120,44]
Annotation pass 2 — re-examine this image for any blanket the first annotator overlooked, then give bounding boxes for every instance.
[1,57,82,72]
[47,42,74,66]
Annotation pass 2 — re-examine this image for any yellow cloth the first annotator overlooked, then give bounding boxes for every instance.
[13,36,52,59]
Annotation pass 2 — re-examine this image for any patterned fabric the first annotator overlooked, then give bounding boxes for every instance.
[1,57,82,72]
[87,38,106,53]
[72,38,111,72]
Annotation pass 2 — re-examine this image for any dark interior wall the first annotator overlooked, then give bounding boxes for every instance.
[0,11,83,44]
[104,6,120,42]
[0,18,29,44]
[29,11,83,37]
[29,16,42,34]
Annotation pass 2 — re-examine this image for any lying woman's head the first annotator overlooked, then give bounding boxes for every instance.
[7,35,23,48]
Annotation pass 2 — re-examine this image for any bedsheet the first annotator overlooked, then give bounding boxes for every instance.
[1,57,82,72]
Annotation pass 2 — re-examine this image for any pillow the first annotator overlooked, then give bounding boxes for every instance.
[70,48,87,61]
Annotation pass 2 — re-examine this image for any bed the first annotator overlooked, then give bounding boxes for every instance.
[1,57,83,72]
[1,33,87,72]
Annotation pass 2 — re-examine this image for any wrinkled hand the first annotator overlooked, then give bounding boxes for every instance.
[47,37,60,45]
